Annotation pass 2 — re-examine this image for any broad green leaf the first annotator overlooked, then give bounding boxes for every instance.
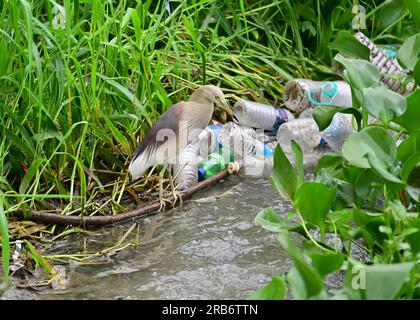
[270,145,297,199]
[403,0,420,27]
[255,208,295,232]
[294,182,336,229]
[397,33,420,70]
[364,263,414,299]
[334,54,380,91]
[315,153,345,177]
[397,135,420,162]
[354,169,384,207]
[310,252,345,278]
[330,31,370,60]
[291,140,304,185]
[414,59,420,86]
[363,86,407,125]
[396,89,420,138]
[286,267,307,299]
[406,219,420,255]
[278,233,324,298]
[401,152,420,202]
[367,153,404,185]
[342,127,396,168]
[247,276,286,300]
[313,105,361,131]
[377,0,406,29]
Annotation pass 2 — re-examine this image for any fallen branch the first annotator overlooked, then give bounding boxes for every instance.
[12,169,231,226]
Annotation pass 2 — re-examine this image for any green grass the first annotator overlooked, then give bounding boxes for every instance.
[0,0,417,287]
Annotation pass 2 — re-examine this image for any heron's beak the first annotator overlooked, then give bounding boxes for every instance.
[215,96,234,117]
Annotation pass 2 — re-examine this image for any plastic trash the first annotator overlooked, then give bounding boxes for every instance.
[276,118,321,153]
[197,147,233,180]
[172,143,199,190]
[219,122,273,160]
[197,124,222,157]
[283,79,352,115]
[228,157,273,178]
[354,32,414,95]
[233,99,294,131]
[320,113,353,151]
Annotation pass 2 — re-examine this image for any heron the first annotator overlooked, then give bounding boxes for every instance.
[128,85,232,205]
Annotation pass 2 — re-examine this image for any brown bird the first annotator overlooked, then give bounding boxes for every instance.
[128,85,232,181]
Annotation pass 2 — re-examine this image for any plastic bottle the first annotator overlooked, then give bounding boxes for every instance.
[233,100,294,131]
[320,113,353,151]
[196,124,223,157]
[283,79,352,115]
[172,143,199,190]
[276,118,321,153]
[197,147,233,180]
[219,122,273,160]
[354,32,414,95]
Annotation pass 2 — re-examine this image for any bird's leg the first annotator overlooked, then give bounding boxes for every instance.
[158,167,166,212]
[167,166,183,209]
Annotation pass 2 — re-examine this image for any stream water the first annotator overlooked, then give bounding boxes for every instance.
[4,175,301,300]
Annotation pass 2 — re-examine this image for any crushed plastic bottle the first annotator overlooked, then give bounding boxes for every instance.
[196,124,222,157]
[172,143,200,190]
[320,113,354,151]
[276,118,321,153]
[219,122,273,160]
[354,32,414,95]
[233,99,294,131]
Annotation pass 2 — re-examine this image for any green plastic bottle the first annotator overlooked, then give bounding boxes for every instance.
[198,147,234,180]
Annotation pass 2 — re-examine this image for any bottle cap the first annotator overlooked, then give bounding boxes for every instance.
[197,168,206,180]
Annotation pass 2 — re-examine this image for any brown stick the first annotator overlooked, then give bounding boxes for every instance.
[12,169,231,226]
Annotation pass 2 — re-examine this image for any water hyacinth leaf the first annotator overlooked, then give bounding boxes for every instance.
[396,89,420,138]
[278,233,324,298]
[363,86,407,125]
[313,105,361,131]
[270,145,297,199]
[400,152,420,202]
[309,252,345,278]
[334,54,380,91]
[291,140,304,185]
[414,59,420,86]
[329,31,370,60]
[247,276,286,300]
[367,153,404,185]
[398,135,420,162]
[364,263,414,299]
[406,219,420,255]
[403,0,420,27]
[294,182,336,229]
[315,153,345,177]
[397,33,420,70]
[255,208,295,232]
[286,267,307,300]
[354,169,384,207]
[342,127,396,169]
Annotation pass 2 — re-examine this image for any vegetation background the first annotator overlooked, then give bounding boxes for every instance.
[0,0,418,294]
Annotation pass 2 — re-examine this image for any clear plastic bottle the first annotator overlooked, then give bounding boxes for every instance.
[320,113,353,151]
[276,118,321,153]
[233,100,294,131]
[172,143,199,190]
[219,122,273,160]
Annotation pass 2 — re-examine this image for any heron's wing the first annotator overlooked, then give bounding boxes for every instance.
[128,101,187,179]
